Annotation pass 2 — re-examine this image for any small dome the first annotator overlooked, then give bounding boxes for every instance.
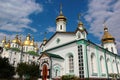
[56,5,66,22]
[2,36,6,43]
[23,40,31,46]
[12,35,20,44]
[78,21,83,26]
[34,43,39,51]
[30,37,35,46]
[102,27,115,43]
[56,13,66,22]
[23,34,31,46]
[5,40,10,48]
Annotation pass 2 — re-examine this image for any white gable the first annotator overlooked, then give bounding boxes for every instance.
[45,32,75,50]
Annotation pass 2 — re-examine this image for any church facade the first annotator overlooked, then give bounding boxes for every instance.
[39,7,120,80]
[0,34,40,68]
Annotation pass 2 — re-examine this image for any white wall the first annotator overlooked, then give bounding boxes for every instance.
[45,33,75,50]
[47,42,79,76]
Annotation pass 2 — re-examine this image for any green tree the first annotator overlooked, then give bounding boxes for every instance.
[0,57,15,79]
[16,62,39,79]
[61,75,80,80]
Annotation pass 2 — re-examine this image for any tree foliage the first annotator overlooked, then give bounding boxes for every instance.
[61,75,80,80]
[16,62,39,79]
[0,57,15,78]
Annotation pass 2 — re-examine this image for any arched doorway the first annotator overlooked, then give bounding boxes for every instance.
[42,64,48,80]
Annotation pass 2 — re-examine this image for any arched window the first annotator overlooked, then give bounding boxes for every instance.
[69,55,74,73]
[107,59,112,73]
[78,33,81,39]
[91,53,97,74]
[100,56,105,73]
[112,60,117,73]
[118,62,120,73]
[54,66,60,77]
[111,47,114,53]
[60,25,62,30]
[26,47,28,52]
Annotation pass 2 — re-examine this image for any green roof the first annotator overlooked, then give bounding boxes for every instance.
[47,53,64,59]
[27,51,39,56]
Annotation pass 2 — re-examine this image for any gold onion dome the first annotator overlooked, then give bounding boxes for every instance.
[2,36,6,43]
[78,21,83,26]
[102,26,115,43]
[23,34,31,46]
[5,40,11,48]
[30,37,35,46]
[12,34,20,44]
[34,43,39,51]
[56,4,66,22]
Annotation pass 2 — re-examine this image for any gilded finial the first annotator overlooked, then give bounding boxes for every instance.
[15,34,18,39]
[78,13,83,25]
[28,33,30,37]
[4,36,6,40]
[60,3,63,15]
[2,36,6,43]
[103,20,108,31]
[78,14,81,22]
[32,37,34,41]
[44,32,47,41]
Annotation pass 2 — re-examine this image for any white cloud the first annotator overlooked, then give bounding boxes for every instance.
[0,0,43,32]
[85,0,120,50]
[0,33,26,43]
[46,26,56,33]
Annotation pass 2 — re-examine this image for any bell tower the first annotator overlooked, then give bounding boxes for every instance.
[56,4,67,32]
[75,14,87,40]
[101,23,118,54]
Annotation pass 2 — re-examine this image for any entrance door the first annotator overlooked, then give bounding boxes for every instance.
[42,64,48,80]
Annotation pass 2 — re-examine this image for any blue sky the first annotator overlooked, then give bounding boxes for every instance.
[0,0,120,52]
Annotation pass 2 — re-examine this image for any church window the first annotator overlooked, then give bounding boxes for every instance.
[56,38,60,44]
[91,53,97,74]
[107,59,112,73]
[78,45,84,78]
[118,62,120,73]
[78,33,81,39]
[106,48,108,50]
[69,55,74,73]
[33,56,35,59]
[55,69,58,76]
[15,52,16,55]
[100,56,105,74]
[111,47,114,53]
[15,44,17,48]
[60,25,62,30]
[26,47,28,52]
[112,60,117,73]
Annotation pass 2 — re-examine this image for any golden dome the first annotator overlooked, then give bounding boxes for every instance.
[56,14,66,21]
[2,36,6,43]
[30,37,35,46]
[102,27,115,43]
[56,4,66,22]
[23,34,31,46]
[5,40,10,48]
[12,34,20,44]
[78,21,83,26]
[34,43,39,51]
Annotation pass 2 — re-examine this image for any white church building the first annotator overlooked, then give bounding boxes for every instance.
[0,34,40,68]
[39,6,120,80]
